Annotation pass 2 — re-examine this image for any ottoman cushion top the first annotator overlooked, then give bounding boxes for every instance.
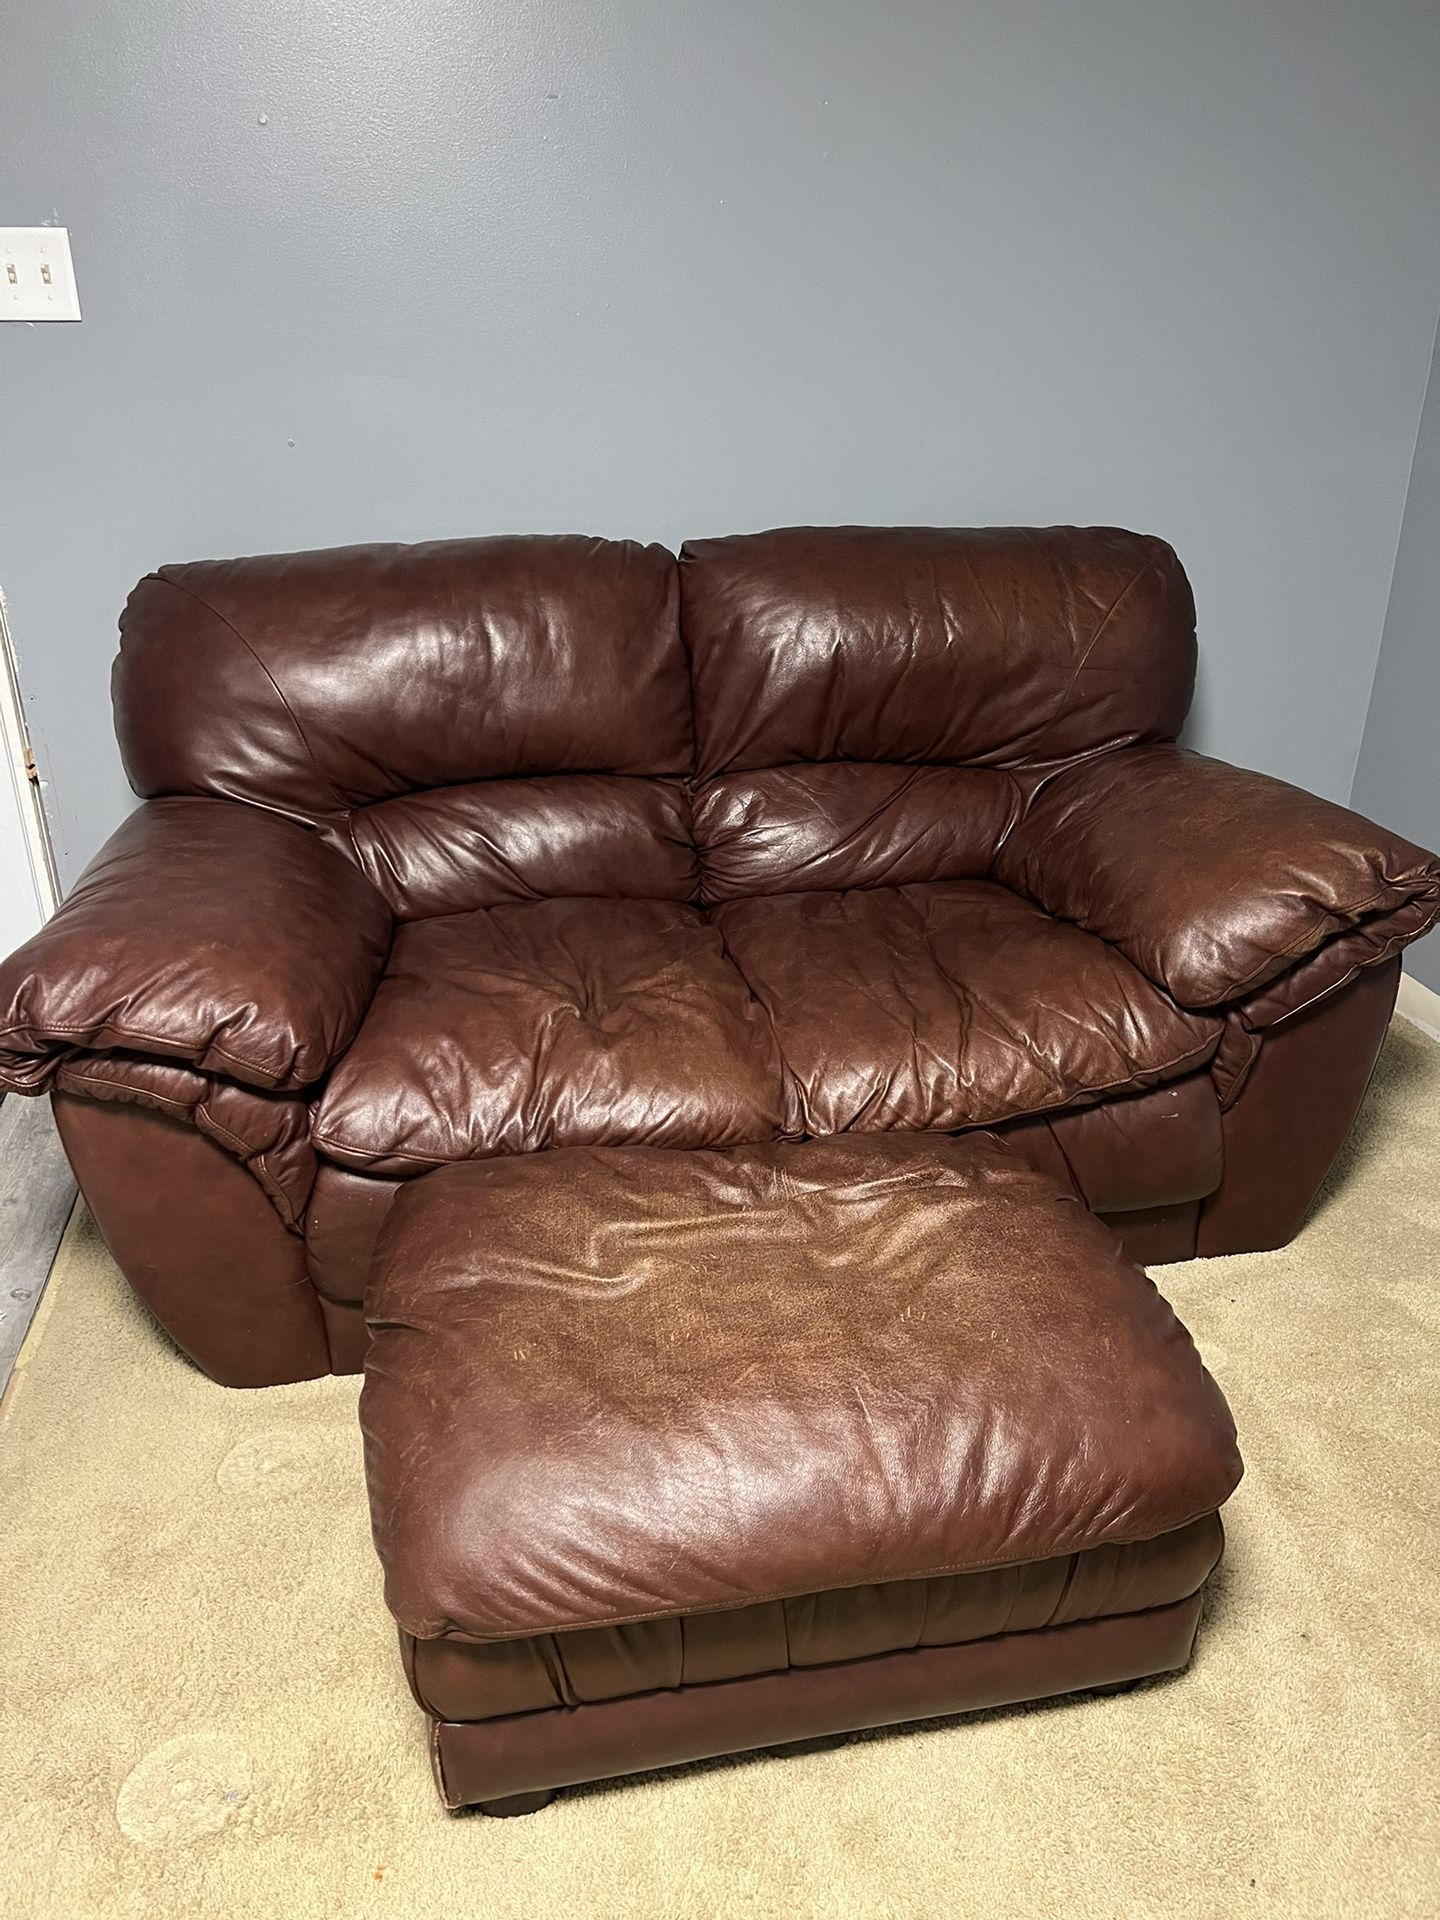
[361,1133,1241,1642]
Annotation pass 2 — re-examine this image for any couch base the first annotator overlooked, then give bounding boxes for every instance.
[1198,957,1399,1255]
[51,1091,330,1389]
[317,1293,369,1374]
[428,1592,1204,1812]
[1101,1201,1200,1266]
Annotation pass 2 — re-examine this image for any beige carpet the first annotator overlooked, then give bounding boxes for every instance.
[2,1021,1438,1920]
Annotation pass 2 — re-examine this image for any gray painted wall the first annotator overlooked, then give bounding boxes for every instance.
[3,1,1440,884]
[1352,322,1440,992]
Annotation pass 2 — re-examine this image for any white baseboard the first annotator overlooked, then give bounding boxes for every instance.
[0,586,61,953]
[1396,970,1440,1043]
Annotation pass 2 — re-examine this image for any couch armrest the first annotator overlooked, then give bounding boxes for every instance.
[993,746,1440,1010]
[0,797,392,1093]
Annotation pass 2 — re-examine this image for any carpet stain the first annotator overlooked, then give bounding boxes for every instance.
[114,1733,252,1849]
[217,1428,324,1498]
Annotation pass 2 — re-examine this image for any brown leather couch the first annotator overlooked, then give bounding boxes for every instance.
[1,526,1436,1386]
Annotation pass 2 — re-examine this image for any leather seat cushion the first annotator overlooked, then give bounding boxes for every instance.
[405,1513,1224,1721]
[312,898,785,1174]
[713,880,1222,1136]
[361,1133,1242,1642]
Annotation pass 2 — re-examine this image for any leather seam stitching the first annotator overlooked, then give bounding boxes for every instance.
[52,1068,306,1226]
[1241,944,1410,1038]
[307,1121,781,1166]
[311,1034,1221,1169]
[427,1591,1212,1726]
[194,1111,260,1158]
[1199,881,1440,1007]
[155,575,348,816]
[1045,556,1155,737]
[53,1067,194,1120]
[0,1019,301,1085]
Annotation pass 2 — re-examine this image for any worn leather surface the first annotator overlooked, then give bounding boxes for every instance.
[995,746,1440,1009]
[694,762,1019,901]
[348,775,697,920]
[427,1594,1206,1806]
[712,880,1221,1137]
[362,1133,1242,1641]
[315,898,785,1173]
[115,536,689,816]
[407,1513,1222,1720]
[315,1073,1226,1319]
[53,1092,329,1387]
[0,798,392,1094]
[681,525,1195,778]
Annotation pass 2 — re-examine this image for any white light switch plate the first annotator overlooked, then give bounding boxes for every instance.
[1,228,82,321]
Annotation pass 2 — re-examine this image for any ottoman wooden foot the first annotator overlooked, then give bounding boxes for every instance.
[475,1789,556,1818]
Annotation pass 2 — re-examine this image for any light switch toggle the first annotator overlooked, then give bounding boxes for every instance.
[0,228,82,321]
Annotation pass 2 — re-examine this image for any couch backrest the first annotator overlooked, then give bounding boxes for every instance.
[113,536,696,918]
[681,526,1195,900]
[113,525,1195,916]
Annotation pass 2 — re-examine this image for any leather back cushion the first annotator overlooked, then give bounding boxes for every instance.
[681,526,1196,779]
[694,761,1019,902]
[111,525,1194,911]
[347,774,697,919]
[114,536,689,817]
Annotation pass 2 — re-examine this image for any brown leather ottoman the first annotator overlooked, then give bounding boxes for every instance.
[360,1133,1242,1814]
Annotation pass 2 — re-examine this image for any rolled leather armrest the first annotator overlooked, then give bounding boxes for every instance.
[0,797,392,1093]
[993,746,1440,1010]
